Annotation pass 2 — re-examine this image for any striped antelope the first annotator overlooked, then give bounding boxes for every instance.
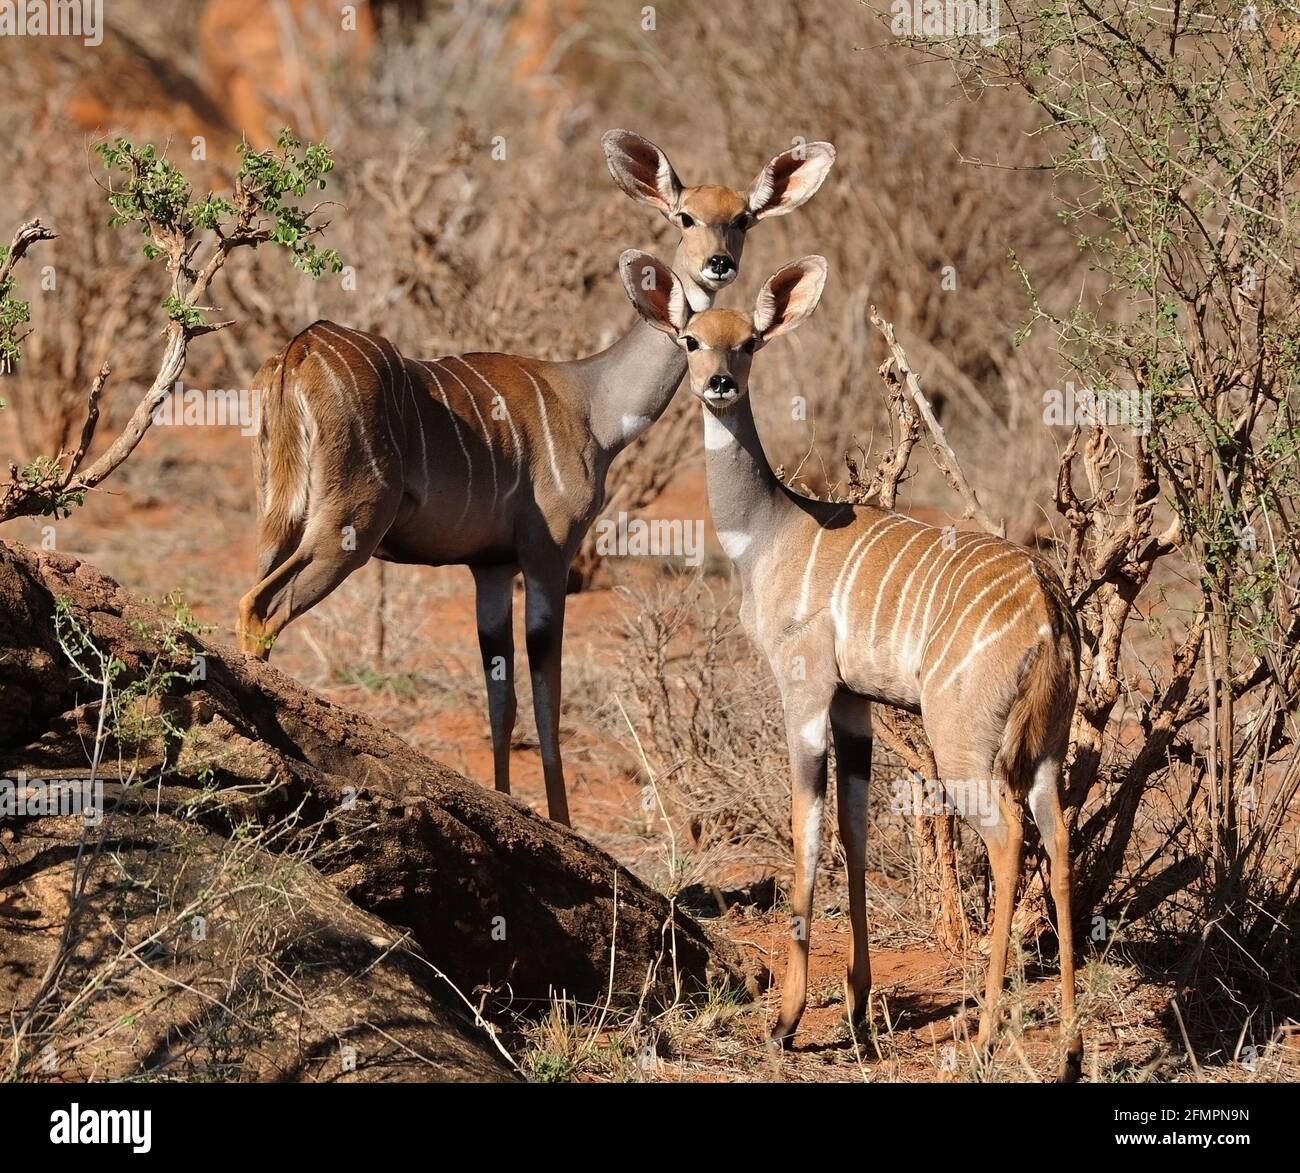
[619,250,1083,1080]
[236,130,836,826]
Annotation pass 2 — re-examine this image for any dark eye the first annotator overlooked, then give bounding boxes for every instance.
[684,336,699,352]
[742,338,757,354]
[731,213,751,231]
[679,213,695,228]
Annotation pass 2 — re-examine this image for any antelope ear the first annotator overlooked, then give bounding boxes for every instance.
[747,141,836,220]
[619,250,690,337]
[602,130,684,216]
[753,256,828,341]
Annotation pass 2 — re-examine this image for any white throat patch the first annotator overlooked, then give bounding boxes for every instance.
[716,529,752,559]
[683,279,714,314]
[703,410,737,451]
[621,413,654,443]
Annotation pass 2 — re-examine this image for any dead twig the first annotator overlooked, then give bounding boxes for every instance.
[868,305,1003,537]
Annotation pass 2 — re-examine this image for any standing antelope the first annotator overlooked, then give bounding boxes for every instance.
[620,250,1083,1080]
[237,130,836,826]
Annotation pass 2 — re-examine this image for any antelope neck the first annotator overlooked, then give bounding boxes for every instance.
[701,393,789,574]
[559,241,714,455]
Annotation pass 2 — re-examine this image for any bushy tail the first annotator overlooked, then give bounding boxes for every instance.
[252,331,314,554]
[999,582,1079,792]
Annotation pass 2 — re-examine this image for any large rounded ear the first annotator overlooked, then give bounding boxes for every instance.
[753,256,828,341]
[602,130,684,216]
[747,141,836,220]
[618,250,690,337]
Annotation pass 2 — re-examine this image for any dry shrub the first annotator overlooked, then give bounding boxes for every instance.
[610,567,949,940]
[613,570,789,887]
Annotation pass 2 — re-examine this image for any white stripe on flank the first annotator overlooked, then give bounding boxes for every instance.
[313,350,350,417]
[968,583,1027,642]
[440,360,499,509]
[454,356,523,503]
[933,600,1037,695]
[401,364,428,497]
[420,360,474,526]
[309,346,386,485]
[952,582,1029,674]
[371,334,425,497]
[918,539,1011,659]
[828,526,879,639]
[795,525,829,620]
[377,337,418,485]
[356,329,406,459]
[863,526,933,664]
[523,367,566,494]
[828,519,892,628]
[830,516,913,642]
[923,563,1028,688]
[896,531,955,673]
[316,324,401,457]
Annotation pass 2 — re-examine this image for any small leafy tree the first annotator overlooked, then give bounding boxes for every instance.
[0,129,342,521]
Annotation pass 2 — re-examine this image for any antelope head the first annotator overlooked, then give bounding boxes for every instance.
[602,130,834,296]
[618,250,828,410]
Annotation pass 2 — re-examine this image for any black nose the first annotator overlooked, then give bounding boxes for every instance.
[707,254,734,276]
[707,374,737,394]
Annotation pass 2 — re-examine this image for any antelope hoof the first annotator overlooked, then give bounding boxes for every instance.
[767,1018,800,1051]
[845,981,871,1030]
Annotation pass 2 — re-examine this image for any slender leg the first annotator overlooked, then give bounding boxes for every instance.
[522,563,570,826]
[972,794,1024,1058]
[770,702,831,1046]
[239,470,303,656]
[472,564,518,796]
[1029,761,1083,1082]
[239,531,302,658]
[237,532,370,660]
[239,496,394,659]
[830,691,873,1029]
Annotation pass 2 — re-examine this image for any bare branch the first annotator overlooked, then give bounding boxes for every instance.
[0,219,57,287]
[868,305,1003,537]
[62,363,110,484]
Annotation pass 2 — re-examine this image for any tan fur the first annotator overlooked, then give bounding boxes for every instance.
[684,309,754,350]
[675,187,751,282]
[681,185,749,220]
